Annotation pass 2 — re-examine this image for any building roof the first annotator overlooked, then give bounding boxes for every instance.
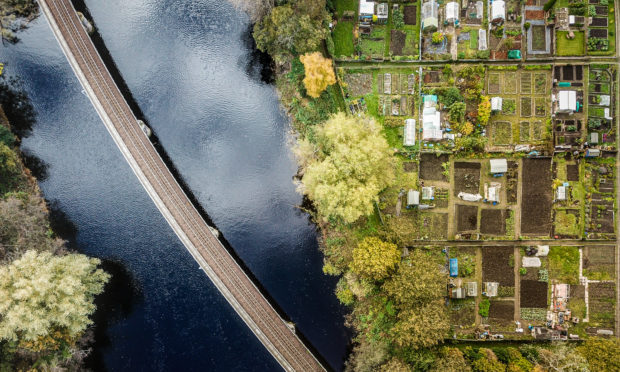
[478,29,487,50]
[446,2,460,21]
[590,132,599,144]
[422,186,434,199]
[422,0,439,28]
[490,158,508,173]
[359,0,375,15]
[556,186,566,200]
[491,0,505,20]
[558,90,577,112]
[466,281,478,296]
[423,108,442,141]
[377,3,388,17]
[491,96,502,111]
[407,190,420,205]
[484,282,499,297]
[600,95,610,106]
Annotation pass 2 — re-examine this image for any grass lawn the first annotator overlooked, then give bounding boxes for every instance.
[556,31,585,56]
[554,210,581,237]
[401,25,420,57]
[491,122,513,145]
[333,21,355,57]
[469,30,478,49]
[548,246,579,284]
[334,0,358,18]
[359,27,386,58]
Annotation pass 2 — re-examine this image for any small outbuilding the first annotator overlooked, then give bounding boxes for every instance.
[377,3,389,23]
[491,0,505,23]
[422,186,435,200]
[359,0,376,21]
[556,186,566,201]
[586,148,601,157]
[407,189,420,206]
[589,132,599,145]
[558,90,577,113]
[446,2,460,23]
[491,96,503,111]
[452,287,466,299]
[490,158,508,174]
[483,282,499,297]
[466,281,478,297]
[404,119,416,146]
[422,108,442,141]
[421,0,439,31]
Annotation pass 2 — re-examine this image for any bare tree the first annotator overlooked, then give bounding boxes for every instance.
[227,0,274,23]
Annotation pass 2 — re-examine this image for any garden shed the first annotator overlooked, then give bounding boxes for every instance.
[483,282,499,297]
[589,132,599,144]
[404,119,416,146]
[490,158,508,174]
[359,0,376,21]
[491,0,505,23]
[586,149,601,157]
[407,190,420,206]
[558,90,577,113]
[478,29,487,50]
[446,2,460,23]
[556,185,566,201]
[491,97,503,111]
[452,288,466,299]
[466,281,478,296]
[377,3,389,23]
[422,186,435,200]
[421,0,439,31]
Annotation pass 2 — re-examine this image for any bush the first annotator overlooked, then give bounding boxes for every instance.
[519,267,527,275]
[543,0,556,12]
[458,51,465,59]
[393,7,405,29]
[432,32,444,44]
[476,50,490,59]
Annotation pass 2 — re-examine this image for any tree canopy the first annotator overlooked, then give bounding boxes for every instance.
[383,251,446,307]
[300,52,336,98]
[0,250,109,343]
[477,95,492,126]
[577,337,620,372]
[298,113,395,223]
[351,237,400,281]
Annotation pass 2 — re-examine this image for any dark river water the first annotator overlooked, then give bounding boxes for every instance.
[1,1,349,370]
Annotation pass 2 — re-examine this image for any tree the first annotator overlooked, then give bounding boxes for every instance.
[351,237,400,281]
[436,87,463,107]
[538,345,589,372]
[456,135,487,153]
[449,102,467,124]
[577,337,620,372]
[380,357,411,372]
[227,0,274,23]
[299,113,395,223]
[345,339,389,372]
[0,250,109,343]
[383,250,446,307]
[390,300,449,349]
[477,96,492,126]
[432,347,472,372]
[253,4,327,63]
[0,143,19,180]
[299,52,336,98]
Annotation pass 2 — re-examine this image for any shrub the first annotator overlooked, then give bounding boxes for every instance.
[479,299,490,317]
[432,32,444,44]
[519,267,527,275]
[393,7,405,29]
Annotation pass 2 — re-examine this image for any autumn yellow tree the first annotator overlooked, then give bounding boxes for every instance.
[298,113,395,223]
[351,237,400,281]
[300,52,336,98]
[391,300,449,349]
[477,95,492,126]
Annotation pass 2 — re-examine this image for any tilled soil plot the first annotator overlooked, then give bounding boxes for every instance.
[506,161,518,204]
[521,158,552,235]
[420,153,449,181]
[404,5,417,25]
[403,162,417,172]
[567,164,579,181]
[584,246,615,277]
[480,209,506,235]
[391,30,406,55]
[489,301,515,324]
[589,282,616,327]
[571,284,586,299]
[343,73,373,97]
[520,280,548,308]
[457,205,478,232]
[482,247,515,286]
[454,162,481,196]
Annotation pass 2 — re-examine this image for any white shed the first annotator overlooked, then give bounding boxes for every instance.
[422,186,435,200]
[491,0,506,22]
[359,0,376,17]
[490,158,508,174]
[466,282,478,297]
[483,282,499,297]
[421,0,439,31]
[491,96,503,111]
[407,190,420,206]
[446,2,460,23]
[478,29,487,50]
[377,3,389,20]
[558,90,577,113]
[404,119,416,146]
[556,186,566,201]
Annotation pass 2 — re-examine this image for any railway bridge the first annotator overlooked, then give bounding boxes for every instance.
[37,0,326,370]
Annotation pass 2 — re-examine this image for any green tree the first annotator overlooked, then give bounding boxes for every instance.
[390,300,449,350]
[449,102,467,124]
[436,87,463,107]
[383,250,446,307]
[351,237,400,281]
[477,95,492,126]
[577,337,620,372]
[253,4,327,63]
[299,113,395,223]
[380,357,411,372]
[0,143,19,180]
[0,250,109,343]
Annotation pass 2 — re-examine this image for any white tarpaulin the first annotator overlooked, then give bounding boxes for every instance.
[536,245,549,256]
[458,192,482,202]
[522,257,542,267]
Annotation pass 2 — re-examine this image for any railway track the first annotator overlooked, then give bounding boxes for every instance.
[38,0,326,370]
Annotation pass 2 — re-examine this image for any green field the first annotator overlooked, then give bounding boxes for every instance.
[334,0,358,18]
[556,31,585,56]
[333,21,355,57]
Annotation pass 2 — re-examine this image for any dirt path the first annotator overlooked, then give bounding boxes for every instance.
[475,246,483,327]
[447,161,457,238]
[514,159,523,238]
[514,246,521,320]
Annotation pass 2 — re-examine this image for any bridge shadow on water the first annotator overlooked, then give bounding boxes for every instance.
[68,1,334,369]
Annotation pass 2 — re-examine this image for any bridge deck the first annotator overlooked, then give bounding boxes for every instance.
[37,1,325,370]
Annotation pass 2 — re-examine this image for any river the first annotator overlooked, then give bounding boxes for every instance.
[0,1,349,370]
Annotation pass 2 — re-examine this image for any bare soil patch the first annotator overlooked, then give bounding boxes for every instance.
[520,280,548,308]
[391,30,406,55]
[480,209,506,235]
[454,162,481,196]
[404,5,417,25]
[403,162,417,172]
[489,301,515,322]
[567,164,579,181]
[521,158,552,235]
[457,205,478,232]
[343,73,373,97]
[482,247,515,286]
[420,153,449,181]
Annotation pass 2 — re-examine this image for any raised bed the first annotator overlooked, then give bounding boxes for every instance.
[591,17,608,27]
[520,121,531,142]
[521,97,532,117]
[504,72,517,94]
[520,72,532,94]
[535,97,547,117]
[589,29,608,38]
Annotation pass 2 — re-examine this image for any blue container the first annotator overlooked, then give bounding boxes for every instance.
[449,258,458,277]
